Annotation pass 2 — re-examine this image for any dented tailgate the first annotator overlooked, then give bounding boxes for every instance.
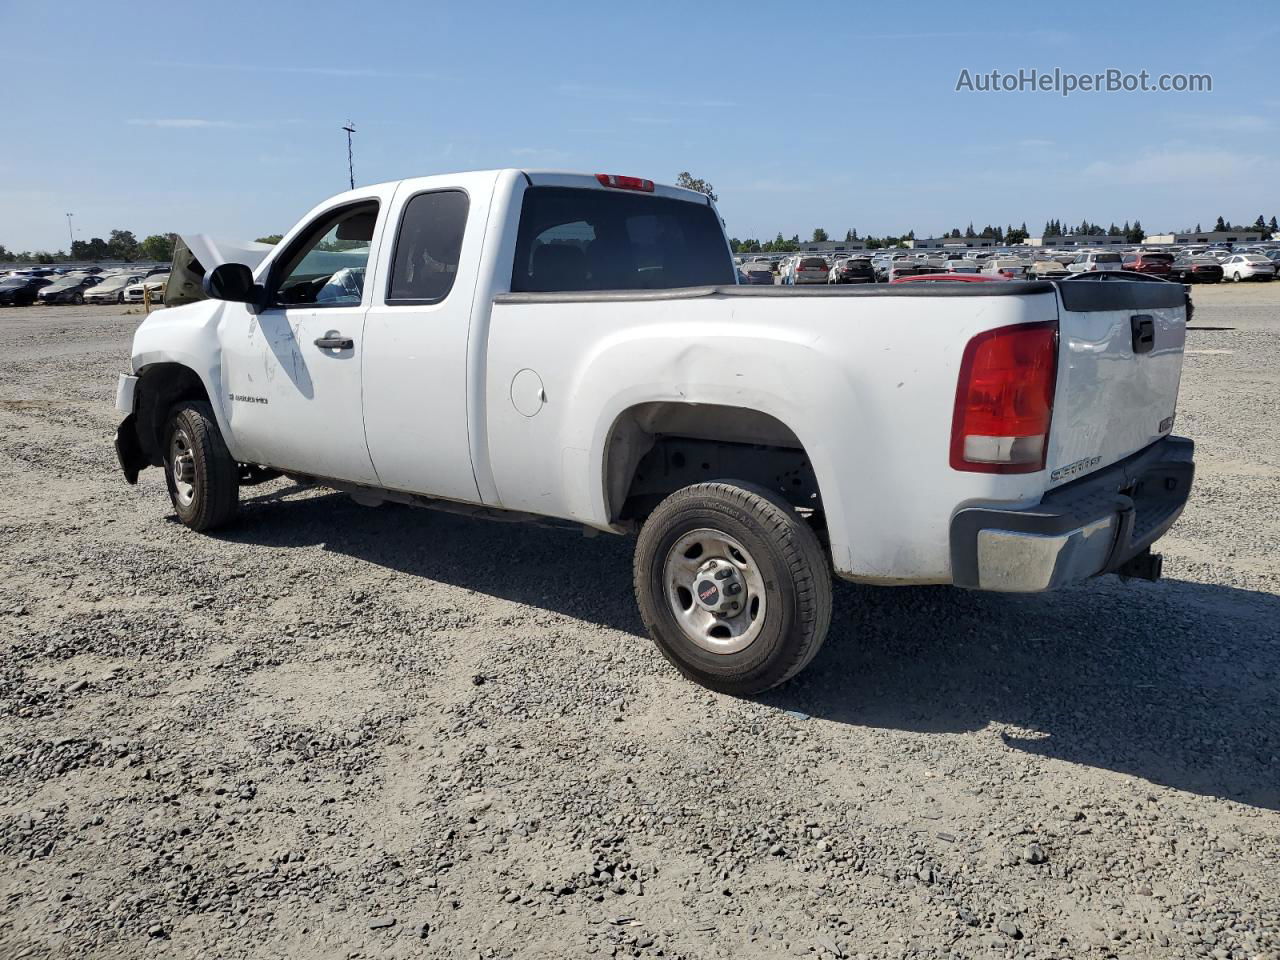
[1046,280,1187,486]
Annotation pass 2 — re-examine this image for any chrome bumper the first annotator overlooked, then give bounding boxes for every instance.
[950,436,1195,592]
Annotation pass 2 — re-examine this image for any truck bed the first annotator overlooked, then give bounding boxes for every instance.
[487,279,1187,584]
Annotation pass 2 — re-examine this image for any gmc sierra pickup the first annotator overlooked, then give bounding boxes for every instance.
[114,169,1194,694]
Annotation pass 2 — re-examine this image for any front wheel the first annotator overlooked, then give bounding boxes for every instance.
[73,292,84,305]
[634,482,832,695]
[1233,272,1242,282]
[117,292,124,304]
[163,401,239,531]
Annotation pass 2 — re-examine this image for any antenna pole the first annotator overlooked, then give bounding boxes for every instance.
[341,122,356,190]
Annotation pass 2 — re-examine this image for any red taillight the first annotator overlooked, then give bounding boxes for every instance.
[950,321,1057,474]
[595,173,655,192]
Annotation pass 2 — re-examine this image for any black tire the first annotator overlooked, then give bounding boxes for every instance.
[634,481,832,695]
[73,292,84,305]
[116,292,124,304]
[162,401,239,531]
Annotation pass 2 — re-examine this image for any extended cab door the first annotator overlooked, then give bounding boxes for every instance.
[218,188,395,484]
[359,173,497,503]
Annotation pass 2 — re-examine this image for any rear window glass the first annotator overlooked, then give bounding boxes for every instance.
[800,257,827,269]
[1095,253,1122,263]
[510,187,734,292]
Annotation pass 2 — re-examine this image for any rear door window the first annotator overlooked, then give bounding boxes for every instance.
[386,190,469,304]
[511,186,734,292]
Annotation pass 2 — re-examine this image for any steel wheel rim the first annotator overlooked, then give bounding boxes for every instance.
[663,528,767,655]
[170,428,196,507]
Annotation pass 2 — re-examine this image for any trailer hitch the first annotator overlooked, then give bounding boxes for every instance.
[1116,549,1163,583]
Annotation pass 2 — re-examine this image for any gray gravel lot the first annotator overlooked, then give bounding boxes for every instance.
[0,286,1277,960]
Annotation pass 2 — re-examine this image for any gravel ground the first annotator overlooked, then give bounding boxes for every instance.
[0,286,1277,960]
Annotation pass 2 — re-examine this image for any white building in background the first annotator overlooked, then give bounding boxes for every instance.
[1144,230,1265,245]
[795,239,867,254]
[1026,234,1129,248]
[906,237,997,249]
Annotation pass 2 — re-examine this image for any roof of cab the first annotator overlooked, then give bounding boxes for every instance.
[311,169,716,211]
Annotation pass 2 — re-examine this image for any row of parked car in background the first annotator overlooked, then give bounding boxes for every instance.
[741,242,1280,286]
[0,264,170,307]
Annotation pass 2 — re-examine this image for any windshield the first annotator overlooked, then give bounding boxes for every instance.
[0,278,29,287]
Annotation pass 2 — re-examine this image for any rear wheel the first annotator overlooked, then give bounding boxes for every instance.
[634,482,832,695]
[162,401,239,531]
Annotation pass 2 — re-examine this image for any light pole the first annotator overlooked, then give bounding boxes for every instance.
[341,122,356,190]
[65,213,74,255]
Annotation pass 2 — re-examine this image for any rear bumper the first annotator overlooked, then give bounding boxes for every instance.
[950,436,1194,591]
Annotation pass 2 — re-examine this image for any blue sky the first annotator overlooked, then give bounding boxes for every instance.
[4,0,1278,250]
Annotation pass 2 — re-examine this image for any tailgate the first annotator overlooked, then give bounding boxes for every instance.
[1046,280,1187,486]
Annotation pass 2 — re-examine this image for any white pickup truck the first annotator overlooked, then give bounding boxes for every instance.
[115,170,1194,694]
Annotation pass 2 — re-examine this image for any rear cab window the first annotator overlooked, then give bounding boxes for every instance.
[510,187,734,292]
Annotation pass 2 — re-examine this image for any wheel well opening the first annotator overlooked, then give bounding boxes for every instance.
[134,364,211,466]
[605,402,826,538]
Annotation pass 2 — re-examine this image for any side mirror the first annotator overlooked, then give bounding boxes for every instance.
[204,262,262,306]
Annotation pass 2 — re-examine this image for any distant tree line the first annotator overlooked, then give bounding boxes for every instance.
[1200,215,1278,234]
[0,230,179,264]
[1041,219,1146,242]
[941,223,1032,244]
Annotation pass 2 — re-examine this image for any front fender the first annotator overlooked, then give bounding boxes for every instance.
[129,300,240,460]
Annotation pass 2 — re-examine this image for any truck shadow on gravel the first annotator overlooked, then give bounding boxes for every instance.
[222,488,1280,811]
[773,575,1280,811]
